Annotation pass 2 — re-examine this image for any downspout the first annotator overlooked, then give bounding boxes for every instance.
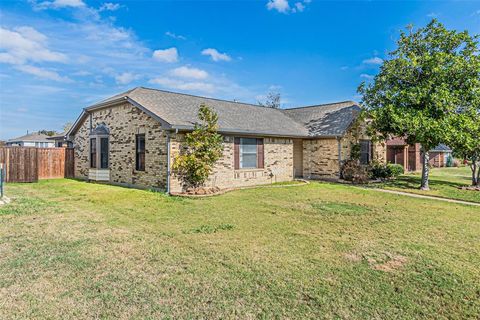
[166,128,179,195]
[166,131,171,195]
[337,136,342,178]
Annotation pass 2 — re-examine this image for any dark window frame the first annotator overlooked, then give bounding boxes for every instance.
[135,134,146,171]
[359,139,372,165]
[100,137,109,169]
[234,137,264,170]
[90,138,97,168]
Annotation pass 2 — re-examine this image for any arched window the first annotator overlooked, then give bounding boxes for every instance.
[90,124,109,169]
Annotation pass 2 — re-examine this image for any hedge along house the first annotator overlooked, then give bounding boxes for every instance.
[67,87,386,193]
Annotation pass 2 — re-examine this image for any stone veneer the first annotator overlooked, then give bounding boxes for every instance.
[168,134,294,193]
[302,121,387,179]
[72,102,167,189]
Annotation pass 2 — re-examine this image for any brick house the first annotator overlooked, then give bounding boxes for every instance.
[386,138,453,172]
[67,87,386,193]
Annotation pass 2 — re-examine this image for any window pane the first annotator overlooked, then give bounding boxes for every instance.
[100,138,108,169]
[90,138,96,168]
[136,134,145,171]
[241,153,257,168]
[359,140,371,165]
[240,138,257,153]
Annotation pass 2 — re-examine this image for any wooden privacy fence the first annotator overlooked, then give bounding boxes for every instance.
[0,147,74,183]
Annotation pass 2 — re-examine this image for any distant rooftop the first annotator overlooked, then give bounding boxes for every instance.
[7,132,52,143]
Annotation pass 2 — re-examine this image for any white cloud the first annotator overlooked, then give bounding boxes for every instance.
[33,0,86,10]
[149,77,215,94]
[294,2,305,12]
[170,66,208,80]
[360,74,374,80]
[98,2,122,12]
[427,12,438,18]
[267,0,290,13]
[15,65,72,82]
[0,26,67,65]
[267,0,310,14]
[165,31,186,40]
[115,72,140,84]
[201,48,232,62]
[152,47,178,63]
[362,57,383,65]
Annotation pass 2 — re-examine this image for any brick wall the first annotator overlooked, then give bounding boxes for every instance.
[169,134,293,193]
[72,102,168,189]
[302,120,387,179]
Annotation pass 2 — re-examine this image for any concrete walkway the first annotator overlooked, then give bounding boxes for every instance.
[366,188,480,207]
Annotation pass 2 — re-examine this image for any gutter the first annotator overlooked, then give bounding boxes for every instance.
[166,131,171,194]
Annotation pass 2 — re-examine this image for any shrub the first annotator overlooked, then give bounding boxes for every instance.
[341,160,370,184]
[369,162,404,180]
[387,163,404,178]
[446,154,453,167]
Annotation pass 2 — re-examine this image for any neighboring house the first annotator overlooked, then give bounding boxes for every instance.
[47,132,73,148]
[386,138,452,171]
[67,87,386,193]
[429,144,453,167]
[6,132,55,148]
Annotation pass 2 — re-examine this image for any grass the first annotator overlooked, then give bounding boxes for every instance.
[0,179,479,319]
[374,166,480,203]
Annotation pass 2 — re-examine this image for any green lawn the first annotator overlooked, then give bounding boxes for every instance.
[1,179,479,319]
[375,166,480,203]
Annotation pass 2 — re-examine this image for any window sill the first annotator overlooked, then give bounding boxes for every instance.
[235,168,264,172]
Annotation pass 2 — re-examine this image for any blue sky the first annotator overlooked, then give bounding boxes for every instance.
[0,0,479,140]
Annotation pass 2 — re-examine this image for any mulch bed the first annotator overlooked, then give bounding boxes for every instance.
[171,180,309,198]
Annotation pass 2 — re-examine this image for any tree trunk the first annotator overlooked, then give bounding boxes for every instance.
[475,161,479,186]
[420,149,430,190]
[470,158,479,186]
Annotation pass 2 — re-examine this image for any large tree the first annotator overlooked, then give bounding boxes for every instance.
[358,20,480,190]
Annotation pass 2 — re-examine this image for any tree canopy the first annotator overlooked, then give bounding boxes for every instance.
[172,104,224,190]
[358,19,480,190]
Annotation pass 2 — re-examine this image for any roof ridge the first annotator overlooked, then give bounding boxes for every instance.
[136,86,284,110]
[284,100,358,110]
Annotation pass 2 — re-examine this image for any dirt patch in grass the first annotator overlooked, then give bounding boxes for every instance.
[364,251,408,272]
[310,201,371,216]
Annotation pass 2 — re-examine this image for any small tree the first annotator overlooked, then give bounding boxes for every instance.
[358,20,479,190]
[38,130,57,136]
[258,92,281,108]
[172,104,223,190]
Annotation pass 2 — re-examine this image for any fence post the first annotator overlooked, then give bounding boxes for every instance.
[0,163,4,199]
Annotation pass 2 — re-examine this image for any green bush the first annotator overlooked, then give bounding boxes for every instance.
[369,162,404,180]
[387,163,404,178]
[446,154,454,167]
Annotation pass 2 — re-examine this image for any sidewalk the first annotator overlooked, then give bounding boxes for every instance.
[364,188,480,207]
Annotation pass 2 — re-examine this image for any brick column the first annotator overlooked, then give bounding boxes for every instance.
[403,145,409,171]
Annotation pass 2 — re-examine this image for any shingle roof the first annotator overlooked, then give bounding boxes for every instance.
[282,101,361,136]
[431,144,452,152]
[74,87,360,138]
[7,132,52,142]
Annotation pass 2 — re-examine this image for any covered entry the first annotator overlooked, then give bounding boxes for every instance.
[293,139,303,178]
